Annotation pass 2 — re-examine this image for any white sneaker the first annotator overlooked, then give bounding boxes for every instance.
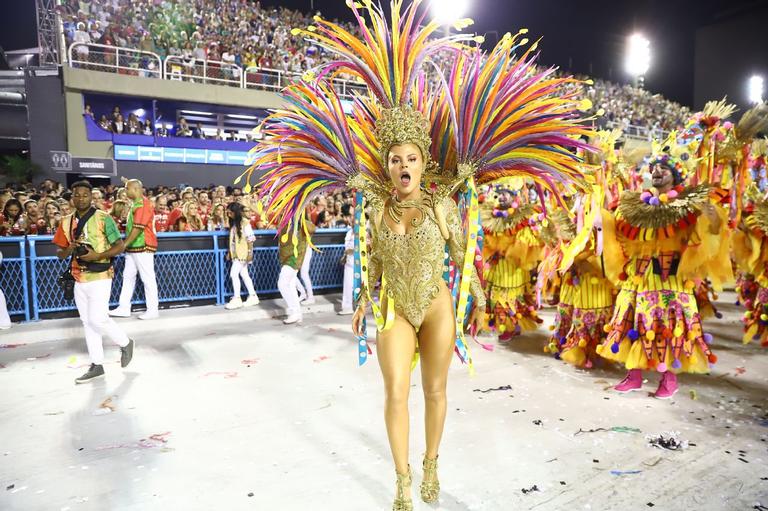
[337,308,354,316]
[301,297,316,305]
[243,295,260,307]
[283,314,302,324]
[138,311,159,320]
[225,297,244,310]
[109,309,131,318]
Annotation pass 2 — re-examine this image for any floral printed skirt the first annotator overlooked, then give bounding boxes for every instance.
[485,261,541,340]
[598,272,715,374]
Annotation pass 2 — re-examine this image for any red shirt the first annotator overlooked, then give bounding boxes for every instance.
[154,212,169,232]
[166,208,184,232]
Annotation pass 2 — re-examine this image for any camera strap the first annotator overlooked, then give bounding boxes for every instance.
[71,207,97,242]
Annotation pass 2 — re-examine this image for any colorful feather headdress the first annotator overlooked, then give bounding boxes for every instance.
[238,0,595,367]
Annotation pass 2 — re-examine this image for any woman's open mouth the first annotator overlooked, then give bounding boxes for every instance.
[400,172,411,186]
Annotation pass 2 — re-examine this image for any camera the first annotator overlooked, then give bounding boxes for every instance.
[58,270,76,300]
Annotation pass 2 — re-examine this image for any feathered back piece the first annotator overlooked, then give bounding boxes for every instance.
[237,80,359,235]
[420,31,594,203]
[293,0,479,109]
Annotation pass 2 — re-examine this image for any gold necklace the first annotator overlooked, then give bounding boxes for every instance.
[387,195,430,228]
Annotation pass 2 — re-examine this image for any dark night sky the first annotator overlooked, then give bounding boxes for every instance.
[3,0,766,107]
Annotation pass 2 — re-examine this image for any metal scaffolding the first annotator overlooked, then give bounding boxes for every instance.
[35,0,61,67]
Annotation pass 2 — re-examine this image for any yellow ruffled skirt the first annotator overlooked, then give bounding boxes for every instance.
[597,271,715,374]
[558,275,615,368]
[485,259,541,339]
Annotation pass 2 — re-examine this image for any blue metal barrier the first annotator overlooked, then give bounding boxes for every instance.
[0,236,30,321]
[12,229,346,321]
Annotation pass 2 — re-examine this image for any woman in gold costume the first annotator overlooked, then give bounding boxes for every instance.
[241,1,592,508]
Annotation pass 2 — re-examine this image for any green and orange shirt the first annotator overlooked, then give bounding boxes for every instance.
[53,209,121,283]
[125,196,157,252]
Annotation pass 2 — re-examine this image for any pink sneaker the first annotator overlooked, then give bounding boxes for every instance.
[653,371,679,399]
[614,369,643,393]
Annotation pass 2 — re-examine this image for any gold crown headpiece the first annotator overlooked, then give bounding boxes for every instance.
[374,106,433,167]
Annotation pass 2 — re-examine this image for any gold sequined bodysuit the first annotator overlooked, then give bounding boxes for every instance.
[368,196,486,329]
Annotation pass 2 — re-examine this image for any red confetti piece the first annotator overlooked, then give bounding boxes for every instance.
[0,343,26,349]
[202,371,238,378]
[241,359,260,365]
[313,356,330,363]
[734,367,746,375]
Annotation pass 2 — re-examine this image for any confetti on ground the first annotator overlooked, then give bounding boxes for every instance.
[647,432,688,451]
[735,367,746,375]
[611,470,642,476]
[521,484,539,494]
[202,372,238,378]
[44,411,64,416]
[26,354,51,361]
[94,431,173,452]
[0,343,26,348]
[473,385,512,393]
[241,359,260,365]
[574,426,641,436]
[6,484,14,490]
[313,356,330,363]
[690,390,698,400]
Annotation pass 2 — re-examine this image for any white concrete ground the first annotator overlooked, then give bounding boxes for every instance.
[0,293,766,511]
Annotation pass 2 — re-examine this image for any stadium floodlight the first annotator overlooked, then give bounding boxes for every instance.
[135,108,146,117]
[625,33,651,86]
[749,75,764,104]
[228,114,258,120]
[431,0,470,26]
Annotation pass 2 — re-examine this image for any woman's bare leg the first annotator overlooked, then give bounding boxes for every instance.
[417,285,456,460]
[377,314,418,475]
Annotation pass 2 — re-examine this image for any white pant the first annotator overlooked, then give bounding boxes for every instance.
[117,252,159,315]
[278,265,301,317]
[0,288,11,327]
[299,248,314,301]
[230,259,256,297]
[342,258,354,311]
[74,279,129,365]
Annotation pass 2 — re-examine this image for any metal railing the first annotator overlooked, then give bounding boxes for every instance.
[4,229,345,322]
[66,43,365,99]
[165,55,243,88]
[68,42,162,79]
[0,237,30,321]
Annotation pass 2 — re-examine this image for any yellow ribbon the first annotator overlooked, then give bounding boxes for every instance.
[358,202,394,332]
[455,177,480,374]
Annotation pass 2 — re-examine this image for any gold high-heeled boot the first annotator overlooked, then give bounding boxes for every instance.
[392,466,413,511]
[420,455,440,503]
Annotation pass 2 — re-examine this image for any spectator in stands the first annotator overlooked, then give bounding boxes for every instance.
[197,190,212,216]
[59,199,73,217]
[194,122,206,139]
[0,199,25,236]
[176,117,192,137]
[98,114,111,131]
[277,218,308,325]
[108,199,128,233]
[53,180,133,384]
[143,119,153,135]
[156,124,169,137]
[112,113,126,134]
[154,195,170,232]
[92,189,106,211]
[0,254,10,329]
[84,104,95,119]
[111,106,121,122]
[73,22,91,59]
[111,179,160,320]
[180,201,205,231]
[224,202,260,310]
[208,203,228,230]
[127,113,141,134]
[310,195,327,224]
[214,129,225,140]
[42,201,61,235]
[23,200,46,235]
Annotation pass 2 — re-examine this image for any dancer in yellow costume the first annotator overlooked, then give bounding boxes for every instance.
[481,185,543,341]
[734,188,768,346]
[597,125,733,398]
[241,2,591,508]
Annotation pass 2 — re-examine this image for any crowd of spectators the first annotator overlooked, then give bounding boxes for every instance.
[85,103,256,141]
[60,0,357,78]
[61,1,693,133]
[0,179,355,237]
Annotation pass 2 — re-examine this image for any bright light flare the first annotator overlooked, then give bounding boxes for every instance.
[625,33,651,77]
[749,75,764,104]
[431,0,470,25]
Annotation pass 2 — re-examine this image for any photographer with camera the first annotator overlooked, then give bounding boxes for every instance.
[53,181,134,384]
